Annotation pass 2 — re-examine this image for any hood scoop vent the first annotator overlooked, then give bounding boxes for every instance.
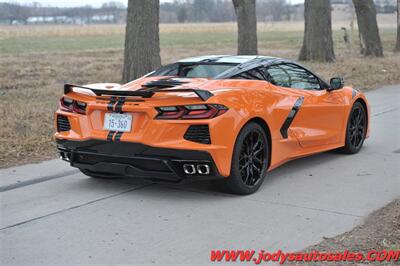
[142,78,188,89]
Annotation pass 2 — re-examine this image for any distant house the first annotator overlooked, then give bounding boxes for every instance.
[27,16,70,24]
[91,15,115,23]
[374,0,397,13]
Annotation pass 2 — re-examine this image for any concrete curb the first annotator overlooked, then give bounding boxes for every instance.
[0,159,78,192]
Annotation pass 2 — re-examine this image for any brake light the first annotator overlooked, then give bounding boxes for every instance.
[156,104,228,120]
[59,97,87,114]
[60,97,73,112]
[73,101,87,114]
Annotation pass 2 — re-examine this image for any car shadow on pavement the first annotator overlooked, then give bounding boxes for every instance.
[81,148,354,198]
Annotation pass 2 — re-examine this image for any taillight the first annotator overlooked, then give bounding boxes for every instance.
[73,101,87,114]
[60,97,73,112]
[59,97,87,114]
[156,104,228,120]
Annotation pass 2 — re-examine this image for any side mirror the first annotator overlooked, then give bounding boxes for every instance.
[329,77,344,91]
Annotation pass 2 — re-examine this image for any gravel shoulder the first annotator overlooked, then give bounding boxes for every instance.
[298,199,400,265]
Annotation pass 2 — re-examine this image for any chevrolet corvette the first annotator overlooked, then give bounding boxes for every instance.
[54,55,370,194]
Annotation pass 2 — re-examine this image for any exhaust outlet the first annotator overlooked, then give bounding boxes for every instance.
[183,164,196,175]
[59,151,71,162]
[197,164,210,175]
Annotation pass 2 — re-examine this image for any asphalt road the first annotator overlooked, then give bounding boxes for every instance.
[1,85,399,265]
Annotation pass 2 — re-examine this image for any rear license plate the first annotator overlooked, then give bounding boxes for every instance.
[104,113,132,132]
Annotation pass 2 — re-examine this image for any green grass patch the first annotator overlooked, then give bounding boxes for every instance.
[0,27,396,55]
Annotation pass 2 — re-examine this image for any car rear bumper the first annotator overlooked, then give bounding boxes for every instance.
[56,139,224,183]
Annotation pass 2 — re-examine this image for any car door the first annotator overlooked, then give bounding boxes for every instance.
[265,63,346,148]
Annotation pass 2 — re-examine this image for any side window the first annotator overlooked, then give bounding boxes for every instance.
[265,65,291,87]
[266,64,322,90]
[149,63,178,77]
[232,68,266,80]
[280,64,321,90]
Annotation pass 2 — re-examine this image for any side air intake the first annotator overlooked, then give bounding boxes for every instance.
[184,125,211,144]
[57,115,71,132]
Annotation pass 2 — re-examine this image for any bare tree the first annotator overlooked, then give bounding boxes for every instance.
[232,0,258,55]
[0,3,30,24]
[352,0,383,57]
[299,0,335,62]
[395,0,400,52]
[122,0,161,83]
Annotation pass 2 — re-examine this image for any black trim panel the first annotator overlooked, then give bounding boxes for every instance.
[280,96,304,139]
[352,89,357,99]
[56,139,223,182]
[107,131,116,141]
[114,132,123,142]
[64,84,214,101]
[107,96,118,111]
[114,97,126,113]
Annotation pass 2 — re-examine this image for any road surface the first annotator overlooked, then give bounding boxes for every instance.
[1,85,399,265]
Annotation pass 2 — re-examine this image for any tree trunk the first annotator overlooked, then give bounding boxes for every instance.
[352,0,383,57]
[299,0,335,62]
[232,0,257,55]
[122,0,161,83]
[395,0,400,52]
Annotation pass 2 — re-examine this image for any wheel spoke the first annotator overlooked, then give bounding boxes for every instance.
[238,129,268,187]
[254,156,262,165]
[347,106,367,149]
[239,162,248,172]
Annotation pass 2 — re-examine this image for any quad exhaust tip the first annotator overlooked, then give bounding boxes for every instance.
[59,151,71,162]
[183,164,210,175]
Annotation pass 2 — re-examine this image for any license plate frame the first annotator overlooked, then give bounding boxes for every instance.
[103,113,132,132]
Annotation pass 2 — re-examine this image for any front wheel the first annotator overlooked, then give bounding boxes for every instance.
[340,102,367,154]
[224,122,269,195]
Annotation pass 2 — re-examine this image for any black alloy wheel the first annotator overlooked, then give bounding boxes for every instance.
[224,122,269,195]
[239,130,266,187]
[341,102,367,154]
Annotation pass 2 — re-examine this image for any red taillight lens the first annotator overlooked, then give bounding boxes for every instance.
[59,97,87,114]
[156,106,185,119]
[73,101,87,114]
[60,97,74,112]
[156,104,228,120]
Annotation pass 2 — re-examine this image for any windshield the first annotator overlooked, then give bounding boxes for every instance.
[149,63,237,78]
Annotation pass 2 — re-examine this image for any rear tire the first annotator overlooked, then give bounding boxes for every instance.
[223,122,269,195]
[79,169,120,179]
[340,102,367,154]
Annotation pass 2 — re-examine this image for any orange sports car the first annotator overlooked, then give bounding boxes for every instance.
[54,55,370,194]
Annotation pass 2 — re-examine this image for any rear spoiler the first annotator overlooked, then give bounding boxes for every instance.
[64,84,214,101]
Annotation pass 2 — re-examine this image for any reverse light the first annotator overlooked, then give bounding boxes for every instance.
[59,97,87,114]
[156,104,228,120]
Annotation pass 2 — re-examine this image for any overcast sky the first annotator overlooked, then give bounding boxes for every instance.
[5,0,304,8]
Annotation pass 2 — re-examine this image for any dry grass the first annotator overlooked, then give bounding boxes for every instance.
[0,22,301,39]
[292,199,400,265]
[1,22,399,168]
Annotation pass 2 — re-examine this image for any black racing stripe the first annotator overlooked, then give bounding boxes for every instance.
[107,131,116,141]
[280,96,304,139]
[114,97,126,113]
[107,96,118,111]
[114,132,123,142]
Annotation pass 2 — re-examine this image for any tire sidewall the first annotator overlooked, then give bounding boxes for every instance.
[228,122,269,195]
[344,102,366,153]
